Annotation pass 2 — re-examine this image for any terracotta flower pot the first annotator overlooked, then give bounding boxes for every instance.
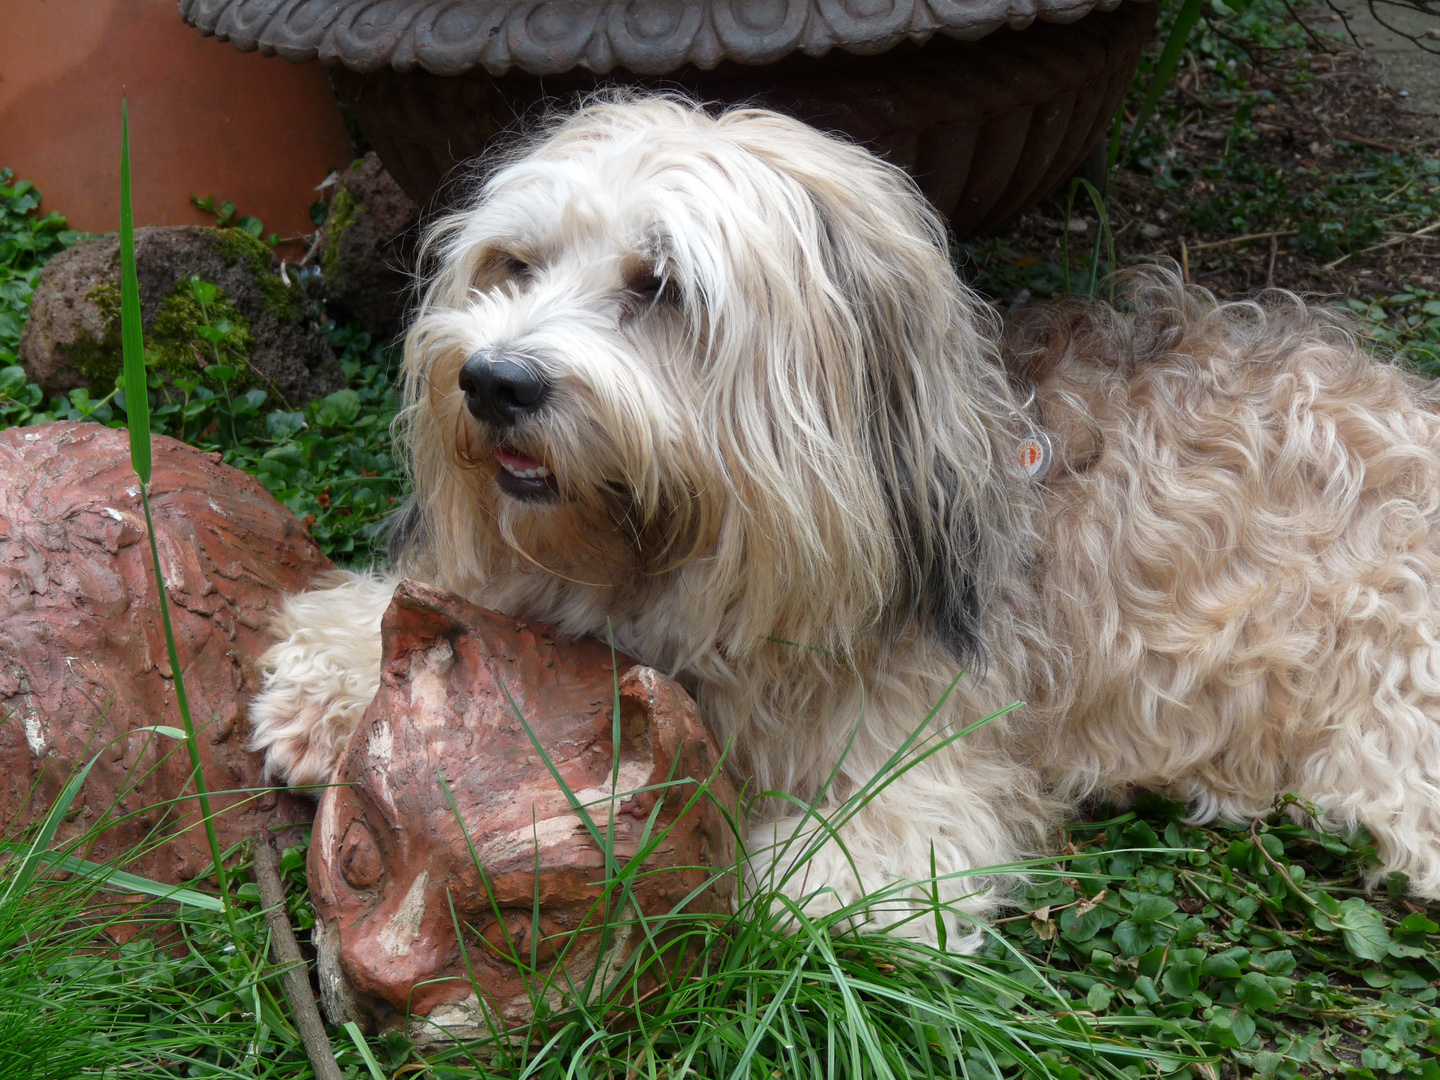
[0,0,355,237]
[181,0,1154,235]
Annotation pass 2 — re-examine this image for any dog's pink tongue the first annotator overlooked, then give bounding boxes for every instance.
[496,445,544,471]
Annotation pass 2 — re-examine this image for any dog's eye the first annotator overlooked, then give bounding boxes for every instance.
[624,269,681,310]
[478,251,532,289]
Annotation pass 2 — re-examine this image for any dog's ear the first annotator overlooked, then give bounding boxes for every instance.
[787,149,1025,672]
[887,431,988,670]
[819,208,987,669]
[383,495,427,570]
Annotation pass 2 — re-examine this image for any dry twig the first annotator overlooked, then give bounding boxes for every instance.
[254,830,344,1080]
[1189,229,1300,251]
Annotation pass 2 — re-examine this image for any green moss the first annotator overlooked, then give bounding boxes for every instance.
[149,280,252,379]
[72,276,254,394]
[321,187,361,283]
[205,226,302,321]
[68,282,124,388]
[62,231,292,396]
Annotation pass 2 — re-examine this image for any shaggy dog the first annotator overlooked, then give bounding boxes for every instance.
[250,95,1440,947]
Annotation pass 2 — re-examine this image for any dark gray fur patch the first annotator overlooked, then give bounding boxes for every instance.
[890,456,987,672]
[382,496,427,567]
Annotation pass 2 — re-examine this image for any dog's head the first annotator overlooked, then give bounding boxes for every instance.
[395,94,1029,667]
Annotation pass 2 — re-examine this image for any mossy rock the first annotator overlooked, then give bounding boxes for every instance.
[18,226,343,406]
[314,152,419,342]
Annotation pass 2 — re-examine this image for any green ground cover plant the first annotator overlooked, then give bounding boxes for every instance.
[0,323,404,567]
[0,169,80,424]
[0,305,403,568]
[4,772,1431,1078]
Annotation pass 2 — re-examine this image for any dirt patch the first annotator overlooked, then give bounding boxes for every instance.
[969,24,1440,313]
[1327,0,1440,129]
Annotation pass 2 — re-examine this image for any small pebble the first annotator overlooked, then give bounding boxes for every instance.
[1140,223,1164,239]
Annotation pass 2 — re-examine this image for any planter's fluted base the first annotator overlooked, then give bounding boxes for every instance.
[331,2,1155,237]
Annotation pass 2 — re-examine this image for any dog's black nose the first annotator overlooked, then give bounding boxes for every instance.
[458,351,548,426]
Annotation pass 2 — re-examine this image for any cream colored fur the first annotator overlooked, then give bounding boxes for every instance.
[248,94,1440,947]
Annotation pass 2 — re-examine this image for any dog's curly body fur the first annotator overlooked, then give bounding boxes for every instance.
[250,95,1440,945]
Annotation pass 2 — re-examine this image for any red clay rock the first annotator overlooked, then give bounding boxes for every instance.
[0,422,326,884]
[310,580,737,1042]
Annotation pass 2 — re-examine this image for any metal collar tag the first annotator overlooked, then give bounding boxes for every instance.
[1018,430,1053,481]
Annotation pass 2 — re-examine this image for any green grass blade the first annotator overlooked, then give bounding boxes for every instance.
[343,1021,386,1080]
[119,99,149,483]
[0,843,224,911]
[1104,90,1125,177]
[725,950,809,1080]
[118,98,243,954]
[1130,0,1204,150]
[0,751,102,908]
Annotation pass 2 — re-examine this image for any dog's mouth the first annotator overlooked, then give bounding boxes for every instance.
[495,444,560,502]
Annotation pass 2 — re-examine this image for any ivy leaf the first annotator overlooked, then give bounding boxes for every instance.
[1248,1051,1284,1076]
[1202,947,1250,979]
[1162,958,1200,998]
[1207,1009,1257,1049]
[1086,983,1115,1011]
[316,388,362,429]
[188,276,219,307]
[1114,916,1172,957]
[1315,898,1392,962]
[1256,832,1286,861]
[1131,896,1179,924]
[1235,971,1281,1010]
[1253,949,1296,976]
[1395,912,1439,942]
[1123,819,1162,848]
[1060,903,1108,943]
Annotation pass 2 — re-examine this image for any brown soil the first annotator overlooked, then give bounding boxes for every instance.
[976,31,1440,305]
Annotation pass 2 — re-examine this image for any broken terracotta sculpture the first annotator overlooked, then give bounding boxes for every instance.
[1,422,734,1036]
[310,580,737,1043]
[0,422,325,883]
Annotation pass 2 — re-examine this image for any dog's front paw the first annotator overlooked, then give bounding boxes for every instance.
[248,573,394,790]
[745,814,998,952]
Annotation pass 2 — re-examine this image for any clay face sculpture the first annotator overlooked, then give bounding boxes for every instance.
[0,423,324,883]
[309,581,736,1043]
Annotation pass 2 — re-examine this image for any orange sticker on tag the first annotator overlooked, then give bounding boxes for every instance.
[1018,432,1052,480]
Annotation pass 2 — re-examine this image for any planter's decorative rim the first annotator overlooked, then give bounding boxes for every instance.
[179,0,1135,78]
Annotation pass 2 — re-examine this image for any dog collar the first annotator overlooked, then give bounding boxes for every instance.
[1018,430,1053,481]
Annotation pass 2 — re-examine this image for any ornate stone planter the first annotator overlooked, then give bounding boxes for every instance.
[181,0,1153,235]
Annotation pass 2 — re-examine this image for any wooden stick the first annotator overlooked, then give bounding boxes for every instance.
[1331,131,1412,155]
[1188,229,1299,252]
[1323,220,1440,270]
[1253,121,1412,155]
[254,830,345,1080]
